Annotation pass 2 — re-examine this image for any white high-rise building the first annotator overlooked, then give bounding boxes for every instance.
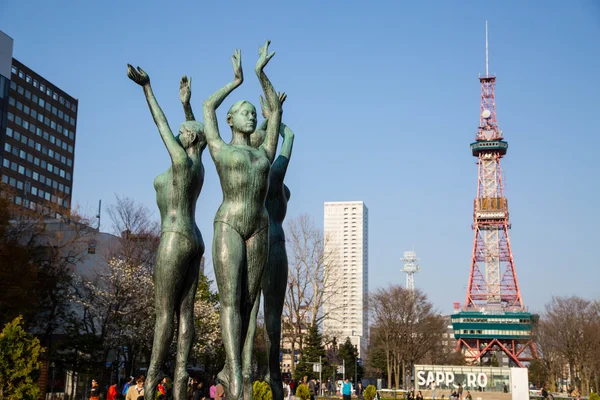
[323,201,368,358]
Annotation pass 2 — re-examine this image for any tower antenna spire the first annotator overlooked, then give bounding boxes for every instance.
[485,20,489,76]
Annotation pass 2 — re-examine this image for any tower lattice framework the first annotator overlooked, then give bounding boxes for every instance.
[453,24,537,367]
[465,74,523,310]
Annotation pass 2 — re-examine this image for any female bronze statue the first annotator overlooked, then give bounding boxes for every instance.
[127,65,206,400]
[202,42,282,400]
[252,95,295,400]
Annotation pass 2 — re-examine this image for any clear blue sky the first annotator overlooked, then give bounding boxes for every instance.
[2,1,599,315]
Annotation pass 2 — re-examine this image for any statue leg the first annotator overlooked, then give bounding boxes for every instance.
[213,222,245,400]
[241,227,269,400]
[145,232,195,400]
[263,240,288,400]
[173,252,202,400]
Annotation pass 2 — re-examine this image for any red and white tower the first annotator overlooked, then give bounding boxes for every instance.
[452,22,536,367]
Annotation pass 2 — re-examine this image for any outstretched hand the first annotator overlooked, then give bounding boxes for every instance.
[255,40,275,73]
[232,49,243,83]
[180,75,192,104]
[260,92,287,119]
[127,64,150,86]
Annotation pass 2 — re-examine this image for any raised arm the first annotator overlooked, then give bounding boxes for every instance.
[202,49,243,152]
[258,91,286,134]
[127,64,186,163]
[255,40,282,163]
[271,122,295,178]
[180,76,205,132]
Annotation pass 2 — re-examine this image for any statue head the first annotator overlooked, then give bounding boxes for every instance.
[226,101,257,134]
[177,121,206,153]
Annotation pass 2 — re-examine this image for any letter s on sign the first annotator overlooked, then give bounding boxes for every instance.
[417,371,426,387]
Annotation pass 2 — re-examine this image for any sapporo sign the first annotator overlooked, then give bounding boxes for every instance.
[417,370,489,388]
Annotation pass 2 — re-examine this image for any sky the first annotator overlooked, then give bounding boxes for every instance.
[1,1,599,315]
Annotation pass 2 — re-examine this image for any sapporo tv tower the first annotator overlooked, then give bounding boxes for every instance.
[451,22,537,367]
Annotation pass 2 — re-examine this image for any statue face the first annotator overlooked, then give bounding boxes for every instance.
[230,102,257,134]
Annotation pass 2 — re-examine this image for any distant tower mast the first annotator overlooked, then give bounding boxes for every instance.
[465,21,523,309]
[451,22,536,368]
[401,251,420,291]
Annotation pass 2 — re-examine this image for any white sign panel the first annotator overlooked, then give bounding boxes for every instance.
[417,371,488,389]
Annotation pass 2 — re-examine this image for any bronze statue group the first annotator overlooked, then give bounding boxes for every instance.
[127,41,294,400]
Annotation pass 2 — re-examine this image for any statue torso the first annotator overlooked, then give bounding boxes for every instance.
[213,144,270,237]
[154,155,204,239]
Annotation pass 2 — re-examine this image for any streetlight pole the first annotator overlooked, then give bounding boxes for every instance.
[319,356,322,396]
[50,362,56,398]
[355,351,358,386]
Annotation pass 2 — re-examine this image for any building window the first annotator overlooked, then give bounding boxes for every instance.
[25,75,32,83]
[18,70,24,79]
[11,65,17,75]
[33,79,38,88]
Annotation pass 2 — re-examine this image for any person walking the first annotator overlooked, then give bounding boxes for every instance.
[327,379,334,396]
[215,384,226,400]
[126,376,145,400]
[89,379,101,400]
[193,381,206,400]
[283,379,291,400]
[210,381,217,400]
[107,382,118,400]
[356,382,364,400]
[431,382,437,400]
[342,378,352,400]
[457,384,463,400]
[122,377,135,397]
[308,377,317,400]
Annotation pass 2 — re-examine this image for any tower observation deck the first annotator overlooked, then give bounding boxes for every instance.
[451,23,537,367]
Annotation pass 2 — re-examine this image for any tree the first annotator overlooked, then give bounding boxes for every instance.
[528,359,550,389]
[107,194,160,269]
[364,385,377,400]
[193,273,224,377]
[283,214,341,376]
[294,325,331,381]
[60,195,160,381]
[338,337,360,382]
[69,257,155,378]
[534,296,600,395]
[0,183,93,344]
[0,316,43,399]
[252,380,272,400]
[369,286,445,389]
